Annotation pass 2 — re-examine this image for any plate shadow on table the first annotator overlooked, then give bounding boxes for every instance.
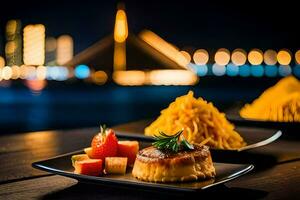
[40,182,268,200]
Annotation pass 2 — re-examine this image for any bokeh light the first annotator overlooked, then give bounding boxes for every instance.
[226,62,239,76]
[11,65,20,79]
[25,66,37,80]
[25,80,47,92]
[23,24,45,65]
[265,65,278,77]
[56,35,74,65]
[36,66,47,80]
[248,49,263,65]
[193,49,209,65]
[5,41,16,54]
[114,9,128,43]
[6,20,17,36]
[231,49,247,66]
[278,65,292,76]
[75,65,90,79]
[250,65,264,77]
[180,51,191,64]
[47,66,69,81]
[212,63,226,76]
[91,70,108,85]
[0,56,5,68]
[19,65,28,79]
[196,65,208,76]
[2,66,13,80]
[139,30,188,68]
[295,50,300,65]
[239,65,251,77]
[294,65,300,78]
[214,48,230,66]
[277,49,291,65]
[149,70,198,85]
[113,70,146,86]
[264,49,277,65]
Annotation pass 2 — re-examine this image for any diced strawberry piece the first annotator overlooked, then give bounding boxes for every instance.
[117,141,139,166]
[74,159,103,176]
[91,128,118,160]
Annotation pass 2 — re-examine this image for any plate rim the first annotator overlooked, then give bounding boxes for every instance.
[32,150,254,192]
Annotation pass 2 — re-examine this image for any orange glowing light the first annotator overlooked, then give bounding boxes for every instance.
[215,48,230,66]
[92,70,108,85]
[114,42,126,71]
[36,66,47,80]
[19,65,28,79]
[149,70,198,85]
[5,41,16,54]
[11,65,20,79]
[114,9,128,43]
[180,51,191,64]
[46,37,57,52]
[263,49,277,65]
[113,70,146,86]
[139,30,188,68]
[295,50,300,65]
[2,66,13,80]
[277,49,291,65]
[6,20,17,36]
[23,24,45,65]
[0,56,5,68]
[56,35,73,65]
[248,49,263,65]
[193,49,209,65]
[25,79,47,92]
[231,49,247,66]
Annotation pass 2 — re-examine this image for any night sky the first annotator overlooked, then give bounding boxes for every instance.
[0,0,299,54]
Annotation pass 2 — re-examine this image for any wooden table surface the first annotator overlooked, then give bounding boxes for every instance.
[0,122,300,199]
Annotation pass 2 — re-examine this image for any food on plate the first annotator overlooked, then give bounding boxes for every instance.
[117,141,139,166]
[90,125,118,160]
[71,125,139,176]
[105,157,128,174]
[84,147,92,158]
[132,130,216,182]
[71,154,89,167]
[144,91,246,150]
[74,159,103,176]
[240,76,300,122]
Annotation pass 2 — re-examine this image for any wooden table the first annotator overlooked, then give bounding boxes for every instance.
[0,123,300,200]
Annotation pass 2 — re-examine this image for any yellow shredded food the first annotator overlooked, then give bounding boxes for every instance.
[145,91,246,150]
[240,76,300,122]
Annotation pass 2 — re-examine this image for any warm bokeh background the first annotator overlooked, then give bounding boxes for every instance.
[0,0,299,133]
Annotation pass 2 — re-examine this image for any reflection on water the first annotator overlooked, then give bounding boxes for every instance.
[0,79,277,134]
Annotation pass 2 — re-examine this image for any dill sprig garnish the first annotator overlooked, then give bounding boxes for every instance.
[152,130,194,153]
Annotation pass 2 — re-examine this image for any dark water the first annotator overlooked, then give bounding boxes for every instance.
[0,77,280,134]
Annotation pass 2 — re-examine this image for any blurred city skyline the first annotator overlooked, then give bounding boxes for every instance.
[1,0,299,55]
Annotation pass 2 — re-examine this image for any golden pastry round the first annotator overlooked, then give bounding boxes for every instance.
[132,144,216,183]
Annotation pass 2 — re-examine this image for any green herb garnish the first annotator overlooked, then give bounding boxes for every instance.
[152,130,194,153]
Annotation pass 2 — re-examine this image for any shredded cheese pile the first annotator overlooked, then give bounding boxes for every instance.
[145,91,246,150]
[240,76,300,122]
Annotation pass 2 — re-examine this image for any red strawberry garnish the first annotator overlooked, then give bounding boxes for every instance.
[90,125,118,160]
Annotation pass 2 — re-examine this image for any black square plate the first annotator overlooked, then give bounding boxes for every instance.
[32,147,253,192]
